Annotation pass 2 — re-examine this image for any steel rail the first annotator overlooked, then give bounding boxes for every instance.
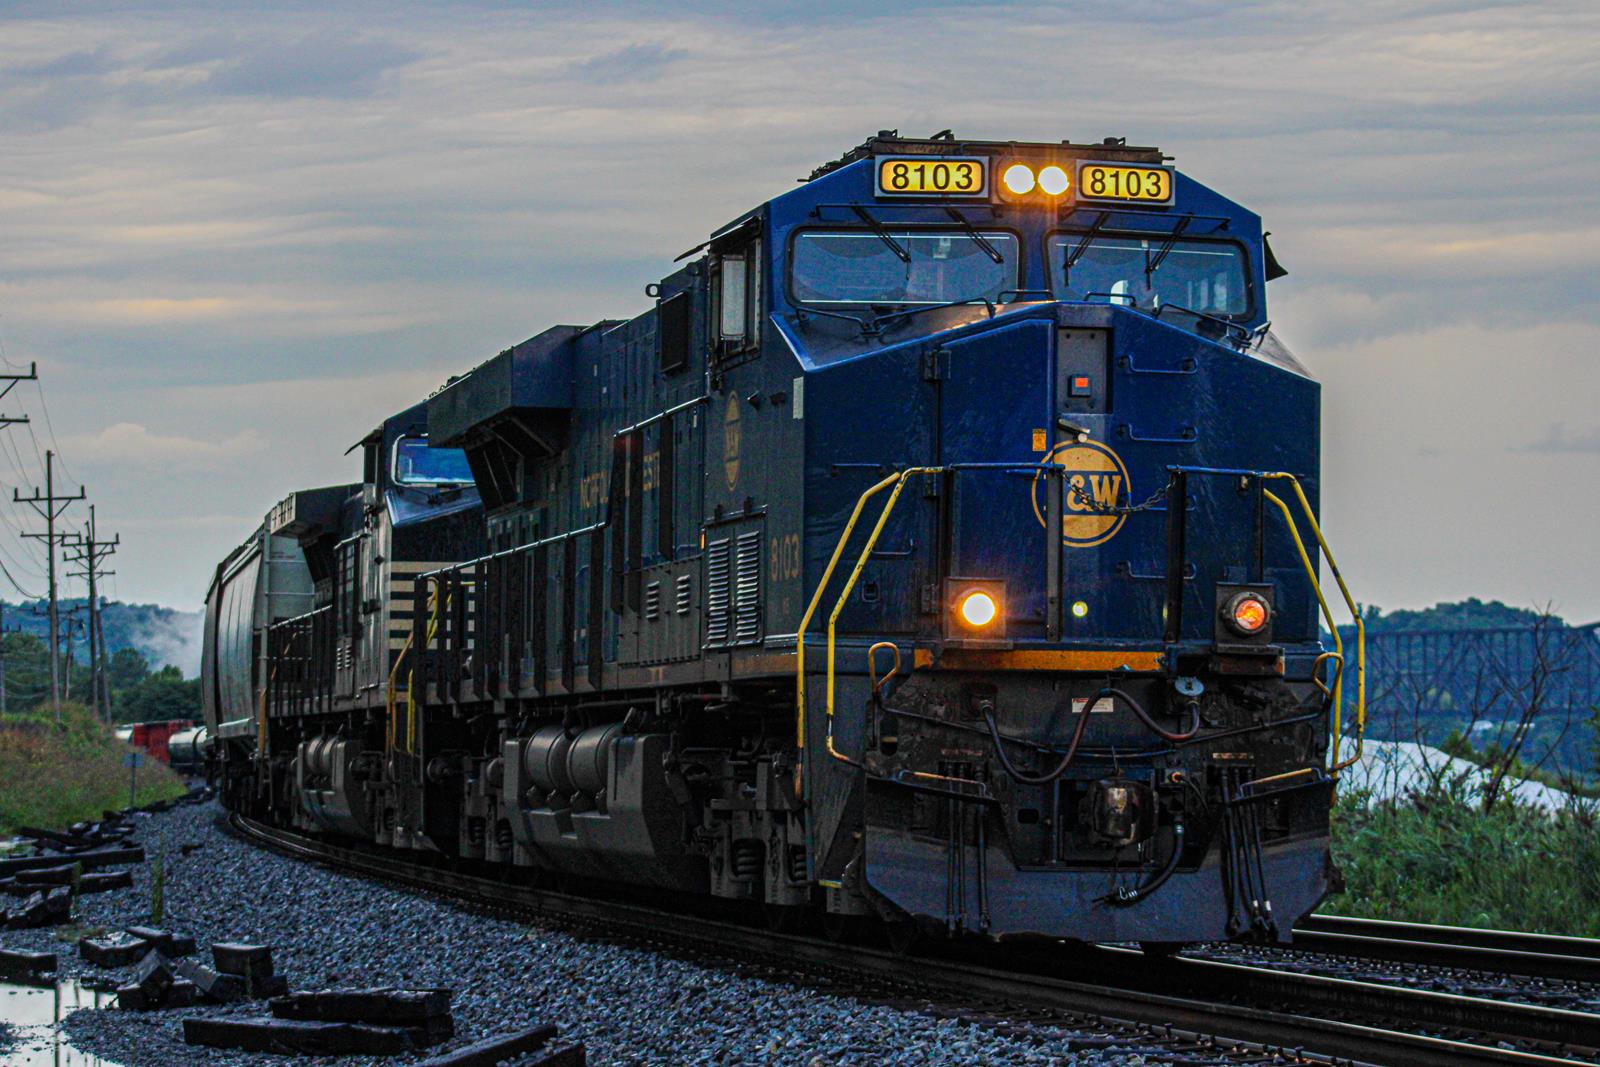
[1294,914,1600,984]
[228,815,1599,1067]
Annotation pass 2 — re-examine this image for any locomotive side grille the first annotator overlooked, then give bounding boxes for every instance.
[734,530,762,645]
[645,580,661,621]
[705,537,732,647]
[675,573,692,615]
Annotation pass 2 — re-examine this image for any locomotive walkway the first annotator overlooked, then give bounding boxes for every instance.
[230,814,1600,1067]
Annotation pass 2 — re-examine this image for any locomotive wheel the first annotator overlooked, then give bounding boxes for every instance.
[819,911,859,944]
[882,918,922,956]
[763,903,803,934]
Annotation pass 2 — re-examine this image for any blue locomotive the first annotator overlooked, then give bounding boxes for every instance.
[203,132,1364,948]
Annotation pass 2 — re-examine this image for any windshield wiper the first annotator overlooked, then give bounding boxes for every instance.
[850,206,910,263]
[1061,211,1111,285]
[1145,215,1193,279]
[943,206,1004,264]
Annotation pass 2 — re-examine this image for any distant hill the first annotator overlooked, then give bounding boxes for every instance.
[1,599,203,677]
[1361,597,1551,633]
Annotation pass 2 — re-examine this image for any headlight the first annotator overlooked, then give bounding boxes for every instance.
[958,590,999,628]
[1037,164,1070,196]
[1001,163,1035,195]
[1222,591,1271,636]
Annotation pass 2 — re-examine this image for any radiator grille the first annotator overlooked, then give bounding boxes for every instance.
[705,537,732,647]
[734,530,762,645]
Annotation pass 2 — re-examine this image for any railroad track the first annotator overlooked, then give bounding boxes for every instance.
[1293,914,1600,984]
[228,814,1600,1067]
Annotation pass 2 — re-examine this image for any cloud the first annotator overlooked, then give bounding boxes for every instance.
[570,43,688,85]
[153,30,421,99]
[62,422,263,470]
[1519,424,1600,455]
[6,47,118,78]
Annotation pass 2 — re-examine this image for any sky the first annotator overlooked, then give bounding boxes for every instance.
[0,0,1596,622]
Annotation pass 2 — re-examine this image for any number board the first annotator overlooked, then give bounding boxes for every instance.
[1076,162,1174,204]
[875,156,987,197]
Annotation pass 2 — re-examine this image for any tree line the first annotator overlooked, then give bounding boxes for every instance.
[1,630,200,723]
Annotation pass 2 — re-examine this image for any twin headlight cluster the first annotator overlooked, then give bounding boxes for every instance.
[1000,162,1071,198]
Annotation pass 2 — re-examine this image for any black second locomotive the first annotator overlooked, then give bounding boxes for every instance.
[203,133,1364,948]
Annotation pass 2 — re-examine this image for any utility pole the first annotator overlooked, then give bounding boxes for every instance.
[60,611,83,703]
[17,450,84,720]
[95,594,110,721]
[66,506,117,722]
[0,365,36,718]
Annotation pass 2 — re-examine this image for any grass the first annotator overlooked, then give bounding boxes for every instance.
[1324,785,1600,936]
[0,702,188,836]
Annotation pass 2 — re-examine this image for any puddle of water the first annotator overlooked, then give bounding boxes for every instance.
[1,977,125,1066]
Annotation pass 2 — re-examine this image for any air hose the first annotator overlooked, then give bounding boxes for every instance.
[1103,686,1202,742]
[981,687,1100,785]
[1100,822,1186,907]
[983,686,1201,786]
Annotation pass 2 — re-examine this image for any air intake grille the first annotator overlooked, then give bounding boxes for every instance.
[644,580,661,621]
[734,530,762,644]
[705,537,732,647]
[675,573,692,615]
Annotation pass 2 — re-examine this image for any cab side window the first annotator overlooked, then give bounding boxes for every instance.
[715,238,761,353]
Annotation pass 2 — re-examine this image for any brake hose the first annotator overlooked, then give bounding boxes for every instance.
[1103,686,1201,742]
[981,687,1100,785]
[1100,822,1186,907]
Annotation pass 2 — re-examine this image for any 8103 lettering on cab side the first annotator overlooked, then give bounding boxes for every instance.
[202,131,1361,951]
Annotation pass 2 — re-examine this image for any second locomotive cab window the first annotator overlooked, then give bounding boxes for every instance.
[790,230,1018,306]
[393,436,475,486]
[1049,236,1249,318]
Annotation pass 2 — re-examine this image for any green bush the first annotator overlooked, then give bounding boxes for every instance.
[0,703,187,835]
[1325,784,1600,935]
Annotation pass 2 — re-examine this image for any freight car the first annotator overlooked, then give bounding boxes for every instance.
[204,132,1364,949]
[166,726,212,776]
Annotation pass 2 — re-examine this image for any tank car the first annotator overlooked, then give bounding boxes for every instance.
[166,726,212,776]
[206,132,1364,948]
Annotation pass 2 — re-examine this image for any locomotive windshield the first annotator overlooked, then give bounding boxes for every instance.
[790,230,1018,305]
[393,436,474,486]
[1048,235,1249,318]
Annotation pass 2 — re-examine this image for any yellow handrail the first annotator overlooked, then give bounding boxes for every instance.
[1261,473,1365,773]
[794,470,904,751]
[401,577,446,756]
[823,469,940,762]
[385,619,416,754]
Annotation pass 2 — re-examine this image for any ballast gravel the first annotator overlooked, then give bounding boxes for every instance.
[0,802,1147,1067]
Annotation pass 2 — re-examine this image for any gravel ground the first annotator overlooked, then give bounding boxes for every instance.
[0,801,1147,1067]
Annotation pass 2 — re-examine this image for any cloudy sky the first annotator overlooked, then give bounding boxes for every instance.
[0,0,1596,623]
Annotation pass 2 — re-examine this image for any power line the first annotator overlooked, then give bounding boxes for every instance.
[0,557,42,601]
[29,378,75,485]
[15,449,84,718]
